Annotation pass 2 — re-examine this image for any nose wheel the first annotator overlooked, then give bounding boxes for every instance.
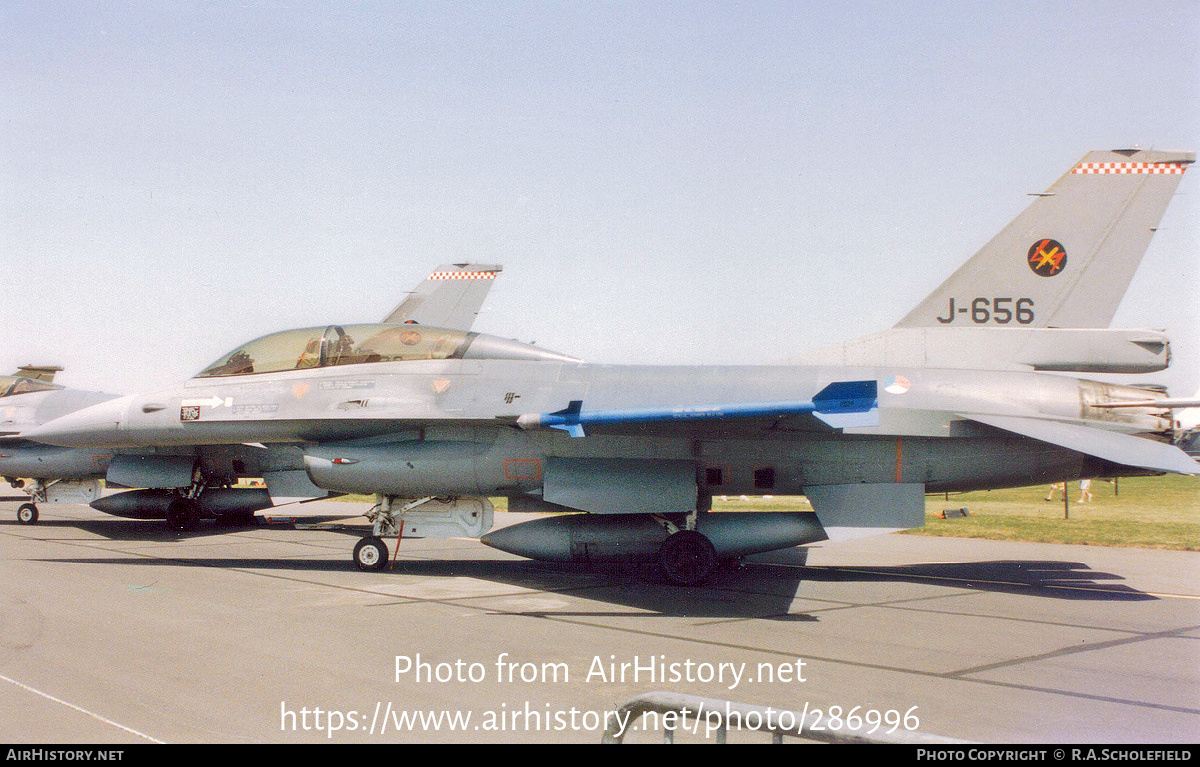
[16,503,39,525]
[353,536,389,571]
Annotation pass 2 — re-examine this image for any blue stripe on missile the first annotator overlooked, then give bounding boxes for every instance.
[540,380,879,437]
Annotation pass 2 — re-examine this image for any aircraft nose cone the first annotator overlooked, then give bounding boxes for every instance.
[21,395,131,447]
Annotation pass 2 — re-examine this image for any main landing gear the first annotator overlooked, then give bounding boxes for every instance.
[658,529,717,586]
[654,507,718,586]
[165,470,209,532]
[166,497,202,532]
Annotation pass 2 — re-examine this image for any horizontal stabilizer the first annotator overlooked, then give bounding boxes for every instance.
[519,380,879,437]
[966,414,1200,475]
[790,327,1171,374]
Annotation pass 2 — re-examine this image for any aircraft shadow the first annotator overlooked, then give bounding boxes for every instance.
[30,552,1155,625]
[6,515,366,543]
[30,551,815,618]
[748,547,1156,602]
[18,517,1157,617]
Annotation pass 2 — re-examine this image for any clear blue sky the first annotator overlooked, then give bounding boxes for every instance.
[3,1,1197,394]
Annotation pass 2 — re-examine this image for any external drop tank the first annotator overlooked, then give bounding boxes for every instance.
[481,510,827,565]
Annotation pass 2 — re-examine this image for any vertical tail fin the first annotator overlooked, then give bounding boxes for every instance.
[14,365,64,383]
[896,149,1192,329]
[382,263,502,329]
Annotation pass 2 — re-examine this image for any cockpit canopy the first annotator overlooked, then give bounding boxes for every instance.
[195,323,578,379]
[0,376,63,398]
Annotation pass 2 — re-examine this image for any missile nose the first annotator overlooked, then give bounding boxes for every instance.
[21,395,132,447]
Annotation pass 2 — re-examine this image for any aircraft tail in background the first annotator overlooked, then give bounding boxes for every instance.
[382,263,503,329]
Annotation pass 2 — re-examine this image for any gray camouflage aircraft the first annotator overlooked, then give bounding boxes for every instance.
[22,150,1198,584]
[1,365,120,523]
[2,263,501,526]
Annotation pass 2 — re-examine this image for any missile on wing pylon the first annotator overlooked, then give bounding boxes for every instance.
[517,380,879,438]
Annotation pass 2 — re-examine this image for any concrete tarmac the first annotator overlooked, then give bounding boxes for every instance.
[1,499,1197,744]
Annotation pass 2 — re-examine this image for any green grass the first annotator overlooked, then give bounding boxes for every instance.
[706,476,1199,549]
[910,475,1200,550]
[328,475,1200,551]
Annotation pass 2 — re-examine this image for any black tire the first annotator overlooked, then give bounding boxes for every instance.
[659,530,717,586]
[16,503,39,525]
[353,536,389,571]
[165,497,201,532]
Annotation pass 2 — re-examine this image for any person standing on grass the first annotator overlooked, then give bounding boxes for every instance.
[1079,479,1093,503]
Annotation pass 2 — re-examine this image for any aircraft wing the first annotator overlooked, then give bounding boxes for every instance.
[381,263,502,329]
[965,413,1200,475]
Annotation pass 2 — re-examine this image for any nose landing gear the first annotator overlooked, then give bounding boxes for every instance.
[16,502,39,525]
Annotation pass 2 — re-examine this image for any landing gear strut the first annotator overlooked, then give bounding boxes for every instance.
[355,495,400,571]
[166,469,207,532]
[352,495,440,571]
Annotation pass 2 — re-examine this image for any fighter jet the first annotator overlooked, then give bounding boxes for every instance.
[2,263,501,527]
[1,365,122,523]
[22,150,1198,584]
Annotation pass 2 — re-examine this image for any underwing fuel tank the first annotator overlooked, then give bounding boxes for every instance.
[480,511,827,563]
[90,488,274,520]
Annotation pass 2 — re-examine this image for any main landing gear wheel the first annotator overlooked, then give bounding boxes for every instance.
[353,536,389,571]
[16,503,39,525]
[166,498,201,532]
[658,530,717,586]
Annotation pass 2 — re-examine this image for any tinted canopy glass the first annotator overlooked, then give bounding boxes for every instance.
[195,324,471,378]
[0,376,61,398]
